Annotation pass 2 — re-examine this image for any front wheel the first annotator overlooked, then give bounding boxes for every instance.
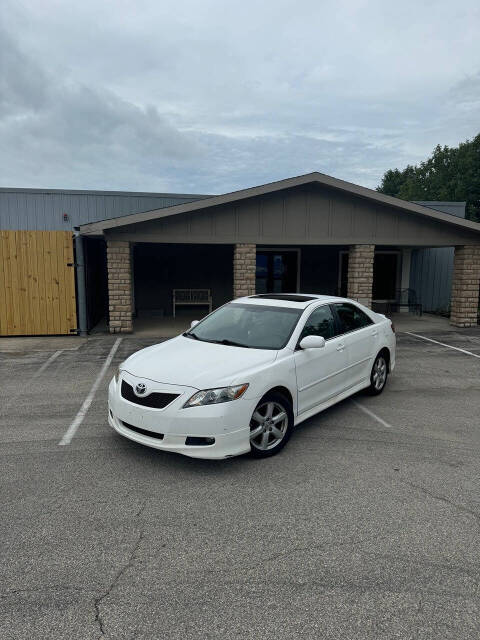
[367,353,388,395]
[249,392,294,458]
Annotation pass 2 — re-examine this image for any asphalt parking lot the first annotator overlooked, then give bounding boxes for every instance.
[1,326,480,639]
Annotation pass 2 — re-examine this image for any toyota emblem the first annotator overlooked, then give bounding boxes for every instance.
[135,383,146,395]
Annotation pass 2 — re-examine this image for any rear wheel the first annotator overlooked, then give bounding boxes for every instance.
[367,353,388,395]
[249,392,293,458]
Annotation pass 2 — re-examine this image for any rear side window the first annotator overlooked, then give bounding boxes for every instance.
[300,305,336,341]
[333,303,373,333]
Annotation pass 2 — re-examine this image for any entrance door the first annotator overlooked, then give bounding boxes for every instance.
[256,250,298,294]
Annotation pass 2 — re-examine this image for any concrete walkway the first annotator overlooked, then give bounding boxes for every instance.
[132,312,198,337]
[0,312,470,354]
[387,312,451,333]
[130,311,455,338]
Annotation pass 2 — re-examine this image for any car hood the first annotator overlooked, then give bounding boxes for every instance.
[122,335,278,389]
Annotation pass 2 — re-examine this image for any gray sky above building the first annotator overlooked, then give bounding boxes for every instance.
[1,0,479,194]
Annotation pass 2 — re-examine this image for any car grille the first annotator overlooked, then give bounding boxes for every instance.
[121,421,164,440]
[121,380,179,409]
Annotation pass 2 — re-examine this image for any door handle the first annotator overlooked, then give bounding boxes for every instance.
[371,330,378,337]
[336,343,345,351]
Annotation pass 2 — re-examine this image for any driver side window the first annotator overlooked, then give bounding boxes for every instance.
[300,305,336,341]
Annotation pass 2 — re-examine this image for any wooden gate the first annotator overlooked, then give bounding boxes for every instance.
[0,230,77,336]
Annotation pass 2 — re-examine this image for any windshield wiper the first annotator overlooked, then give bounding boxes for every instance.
[184,334,250,347]
[183,331,199,340]
[214,339,251,348]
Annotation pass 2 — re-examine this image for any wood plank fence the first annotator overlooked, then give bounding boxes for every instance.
[0,230,77,336]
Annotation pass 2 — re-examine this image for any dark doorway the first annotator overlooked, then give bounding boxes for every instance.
[256,250,298,294]
[83,237,107,331]
[373,253,399,300]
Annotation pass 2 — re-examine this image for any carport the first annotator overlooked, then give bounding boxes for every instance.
[79,172,480,334]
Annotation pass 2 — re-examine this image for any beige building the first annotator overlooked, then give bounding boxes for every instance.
[79,172,480,334]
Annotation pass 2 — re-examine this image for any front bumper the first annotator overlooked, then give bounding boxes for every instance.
[108,374,253,459]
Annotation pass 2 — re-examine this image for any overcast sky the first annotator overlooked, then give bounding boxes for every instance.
[1,0,480,194]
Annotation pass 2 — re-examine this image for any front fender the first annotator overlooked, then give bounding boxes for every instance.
[233,350,298,416]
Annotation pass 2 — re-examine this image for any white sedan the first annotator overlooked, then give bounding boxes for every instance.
[108,294,396,460]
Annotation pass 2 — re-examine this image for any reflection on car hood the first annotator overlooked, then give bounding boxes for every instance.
[122,335,278,388]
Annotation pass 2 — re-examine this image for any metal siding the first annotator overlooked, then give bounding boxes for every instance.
[414,202,466,218]
[0,189,207,231]
[410,247,454,313]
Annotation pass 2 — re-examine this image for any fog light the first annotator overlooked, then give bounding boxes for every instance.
[185,436,215,446]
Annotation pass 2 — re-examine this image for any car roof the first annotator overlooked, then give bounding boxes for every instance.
[231,293,351,310]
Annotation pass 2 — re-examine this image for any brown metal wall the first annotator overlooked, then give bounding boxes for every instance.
[107,184,475,247]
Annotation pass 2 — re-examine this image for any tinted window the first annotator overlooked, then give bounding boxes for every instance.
[300,305,336,341]
[333,303,373,333]
[186,303,302,350]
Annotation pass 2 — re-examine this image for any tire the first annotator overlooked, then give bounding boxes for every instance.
[367,352,388,395]
[249,391,294,458]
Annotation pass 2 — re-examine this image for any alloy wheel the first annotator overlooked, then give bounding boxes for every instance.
[250,401,289,451]
[372,356,387,391]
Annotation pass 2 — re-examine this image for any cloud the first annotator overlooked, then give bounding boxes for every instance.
[0,28,48,117]
[1,0,480,193]
[0,21,203,191]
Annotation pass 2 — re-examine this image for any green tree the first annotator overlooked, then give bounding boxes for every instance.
[377,134,480,222]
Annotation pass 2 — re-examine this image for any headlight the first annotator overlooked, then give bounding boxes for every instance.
[183,384,249,408]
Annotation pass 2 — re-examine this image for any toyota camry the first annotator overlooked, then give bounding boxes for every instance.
[108,294,396,459]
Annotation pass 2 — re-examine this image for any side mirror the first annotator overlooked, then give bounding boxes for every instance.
[299,335,326,350]
[190,320,199,328]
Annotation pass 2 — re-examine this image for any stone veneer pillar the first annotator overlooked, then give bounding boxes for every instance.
[450,245,480,327]
[347,244,375,308]
[107,240,133,334]
[233,243,256,298]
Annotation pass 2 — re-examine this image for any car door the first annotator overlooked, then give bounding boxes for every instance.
[331,302,377,387]
[294,304,349,414]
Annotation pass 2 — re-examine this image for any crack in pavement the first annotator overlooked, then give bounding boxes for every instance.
[93,500,147,638]
[402,481,480,524]
[262,528,396,565]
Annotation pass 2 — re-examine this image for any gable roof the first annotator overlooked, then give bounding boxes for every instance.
[79,171,480,236]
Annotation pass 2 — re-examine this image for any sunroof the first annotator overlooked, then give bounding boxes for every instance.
[252,294,317,302]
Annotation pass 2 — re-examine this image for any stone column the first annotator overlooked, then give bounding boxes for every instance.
[107,240,133,333]
[233,243,256,298]
[450,245,480,327]
[347,244,375,308]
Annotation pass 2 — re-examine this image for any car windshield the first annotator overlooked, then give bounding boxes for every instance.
[184,303,303,350]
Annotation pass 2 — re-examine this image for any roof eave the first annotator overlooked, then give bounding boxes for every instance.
[79,171,480,235]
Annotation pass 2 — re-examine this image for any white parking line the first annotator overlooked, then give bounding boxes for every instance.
[0,349,64,416]
[59,338,122,446]
[33,350,63,379]
[352,400,393,430]
[405,332,480,359]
